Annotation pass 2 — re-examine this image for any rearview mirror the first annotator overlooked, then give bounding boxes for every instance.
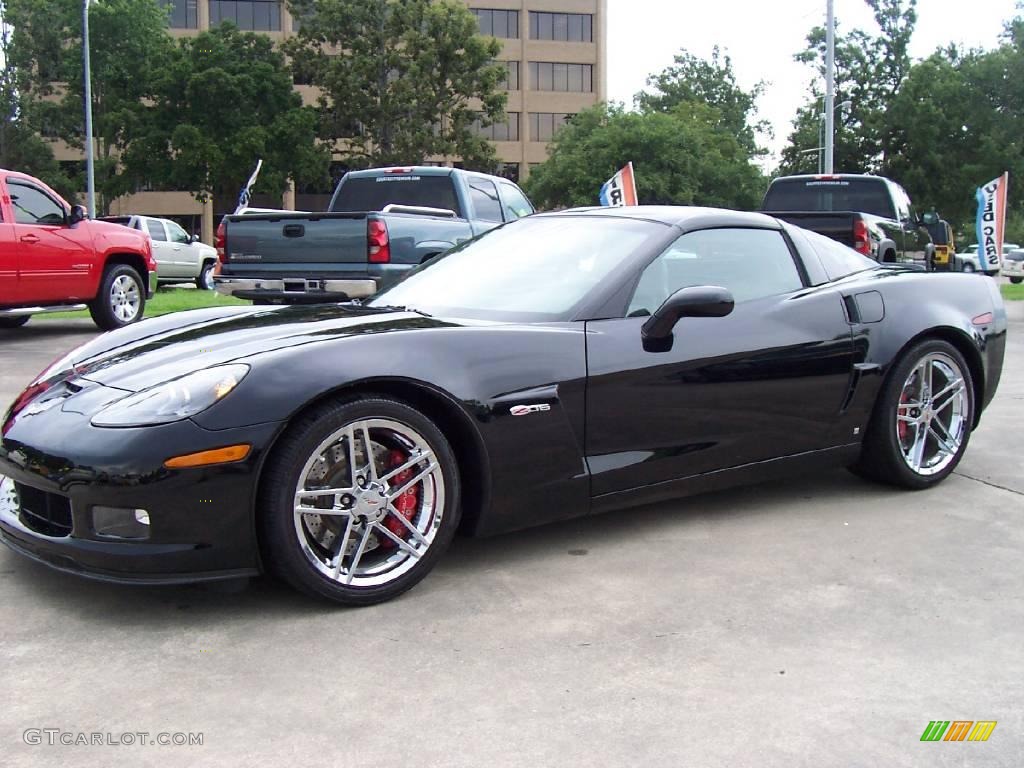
[68,204,87,225]
[641,286,735,347]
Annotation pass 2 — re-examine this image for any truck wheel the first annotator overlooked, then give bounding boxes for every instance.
[0,316,29,328]
[196,261,215,291]
[1011,277,1023,284]
[88,264,146,330]
[882,250,896,263]
[962,262,975,273]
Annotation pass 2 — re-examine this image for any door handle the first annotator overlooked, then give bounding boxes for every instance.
[20,234,40,244]
[283,224,305,238]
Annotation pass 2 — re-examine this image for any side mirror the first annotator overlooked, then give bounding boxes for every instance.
[190,233,200,243]
[921,211,939,226]
[641,285,734,345]
[68,205,87,225]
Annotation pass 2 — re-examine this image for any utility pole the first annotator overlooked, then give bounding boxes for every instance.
[82,0,96,217]
[824,0,835,174]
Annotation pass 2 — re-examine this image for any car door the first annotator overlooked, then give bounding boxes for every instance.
[144,218,177,278]
[165,219,199,277]
[498,182,534,221]
[7,179,95,303]
[584,226,855,497]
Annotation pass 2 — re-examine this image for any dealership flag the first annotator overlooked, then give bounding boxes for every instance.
[975,172,1009,271]
[599,162,638,207]
[235,159,263,213]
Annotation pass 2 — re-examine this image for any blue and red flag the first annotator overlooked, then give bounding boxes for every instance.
[975,172,1009,271]
[599,162,637,207]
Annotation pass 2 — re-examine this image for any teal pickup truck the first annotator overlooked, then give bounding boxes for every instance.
[214,166,534,304]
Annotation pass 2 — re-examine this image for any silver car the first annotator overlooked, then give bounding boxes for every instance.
[955,242,1020,275]
[101,215,218,289]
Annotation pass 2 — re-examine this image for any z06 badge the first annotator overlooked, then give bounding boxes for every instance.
[509,404,551,416]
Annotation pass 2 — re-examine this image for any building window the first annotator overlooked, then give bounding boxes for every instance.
[528,62,592,92]
[209,1,282,32]
[472,9,519,39]
[529,112,573,141]
[473,112,520,141]
[496,60,519,91]
[496,163,520,184]
[160,0,198,29]
[529,12,592,42]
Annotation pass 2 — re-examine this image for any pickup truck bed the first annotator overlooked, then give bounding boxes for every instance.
[215,166,534,303]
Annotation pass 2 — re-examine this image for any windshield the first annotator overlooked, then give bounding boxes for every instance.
[331,175,461,215]
[764,178,897,219]
[368,216,665,322]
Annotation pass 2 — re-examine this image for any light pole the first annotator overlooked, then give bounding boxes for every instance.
[824,0,835,173]
[82,0,96,218]
[819,99,851,173]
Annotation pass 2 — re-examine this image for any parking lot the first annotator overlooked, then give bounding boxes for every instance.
[1,302,1021,767]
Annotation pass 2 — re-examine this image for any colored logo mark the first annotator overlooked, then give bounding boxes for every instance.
[921,721,997,742]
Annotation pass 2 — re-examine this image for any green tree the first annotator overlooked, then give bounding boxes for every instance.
[637,47,768,156]
[778,0,917,175]
[0,0,75,196]
[127,24,328,206]
[523,103,765,211]
[4,0,174,213]
[286,0,506,168]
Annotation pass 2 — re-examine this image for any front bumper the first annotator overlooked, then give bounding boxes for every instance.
[215,276,377,303]
[0,385,282,584]
[148,270,158,298]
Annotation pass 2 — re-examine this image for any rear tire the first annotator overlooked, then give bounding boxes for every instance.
[1011,277,1022,284]
[259,396,461,606]
[962,262,976,273]
[88,264,146,330]
[852,339,974,489]
[0,316,30,328]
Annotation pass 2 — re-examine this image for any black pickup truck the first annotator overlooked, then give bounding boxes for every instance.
[214,166,534,303]
[761,174,934,268]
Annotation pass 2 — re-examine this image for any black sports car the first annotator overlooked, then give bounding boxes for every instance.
[0,207,1007,605]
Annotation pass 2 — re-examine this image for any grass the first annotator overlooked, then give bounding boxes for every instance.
[1001,282,1024,301]
[38,286,250,320]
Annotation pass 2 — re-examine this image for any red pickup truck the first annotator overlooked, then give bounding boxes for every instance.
[0,169,156,330]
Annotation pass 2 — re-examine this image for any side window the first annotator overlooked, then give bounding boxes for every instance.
[801,228,876,281]
[893,185,911,221]
[468,179,504,223]
[499,183,533,220]
[8,182,65,225]
[167,221,191,244]
[628,228,803,317]
[146,219,167,241]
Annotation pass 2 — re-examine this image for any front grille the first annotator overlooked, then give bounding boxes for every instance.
[15,482,72,537]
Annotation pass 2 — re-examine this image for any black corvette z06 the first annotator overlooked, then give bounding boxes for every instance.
[0,207,1007,605]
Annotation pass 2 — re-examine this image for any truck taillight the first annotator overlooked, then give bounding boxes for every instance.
[215,219,227,262]
[368,219,390,263]
[853,219,871,255]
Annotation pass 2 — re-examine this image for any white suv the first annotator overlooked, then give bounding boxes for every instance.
[955,242,1020,275]
[1003,248,1024,283]
[102,215,218,289]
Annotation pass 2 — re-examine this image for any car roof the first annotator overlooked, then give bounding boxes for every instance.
[541,205,783,230]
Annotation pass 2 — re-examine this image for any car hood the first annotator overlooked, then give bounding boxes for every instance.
[42,304,462,393]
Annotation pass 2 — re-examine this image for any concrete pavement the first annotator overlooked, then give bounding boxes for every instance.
[0,303,1021,767]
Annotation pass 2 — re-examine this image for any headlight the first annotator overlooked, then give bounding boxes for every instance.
[91,365,249,427]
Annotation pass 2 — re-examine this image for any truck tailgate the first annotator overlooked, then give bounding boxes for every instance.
[764,211,858,248]
[224,212,367,272]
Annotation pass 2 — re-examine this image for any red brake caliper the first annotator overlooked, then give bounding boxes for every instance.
[898,391,910,442]
[382,449,419,547]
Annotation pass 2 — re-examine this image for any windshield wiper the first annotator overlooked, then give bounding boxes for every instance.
[367,304,433,318]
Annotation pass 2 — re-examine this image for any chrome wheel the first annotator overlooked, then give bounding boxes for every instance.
[293,418,444,587]
[895,352,969,476]
[110,274,141,322]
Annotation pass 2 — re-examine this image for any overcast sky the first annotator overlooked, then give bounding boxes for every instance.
[607,0,1020,165]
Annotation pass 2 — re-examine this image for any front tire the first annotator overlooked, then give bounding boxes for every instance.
[1011,276,1022,284]
[196,261,215,290]
[259,397,461,606]
[0,316,30,328]
[88,264,146,330]
[852,339,974,489]
[962,262,976,273]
